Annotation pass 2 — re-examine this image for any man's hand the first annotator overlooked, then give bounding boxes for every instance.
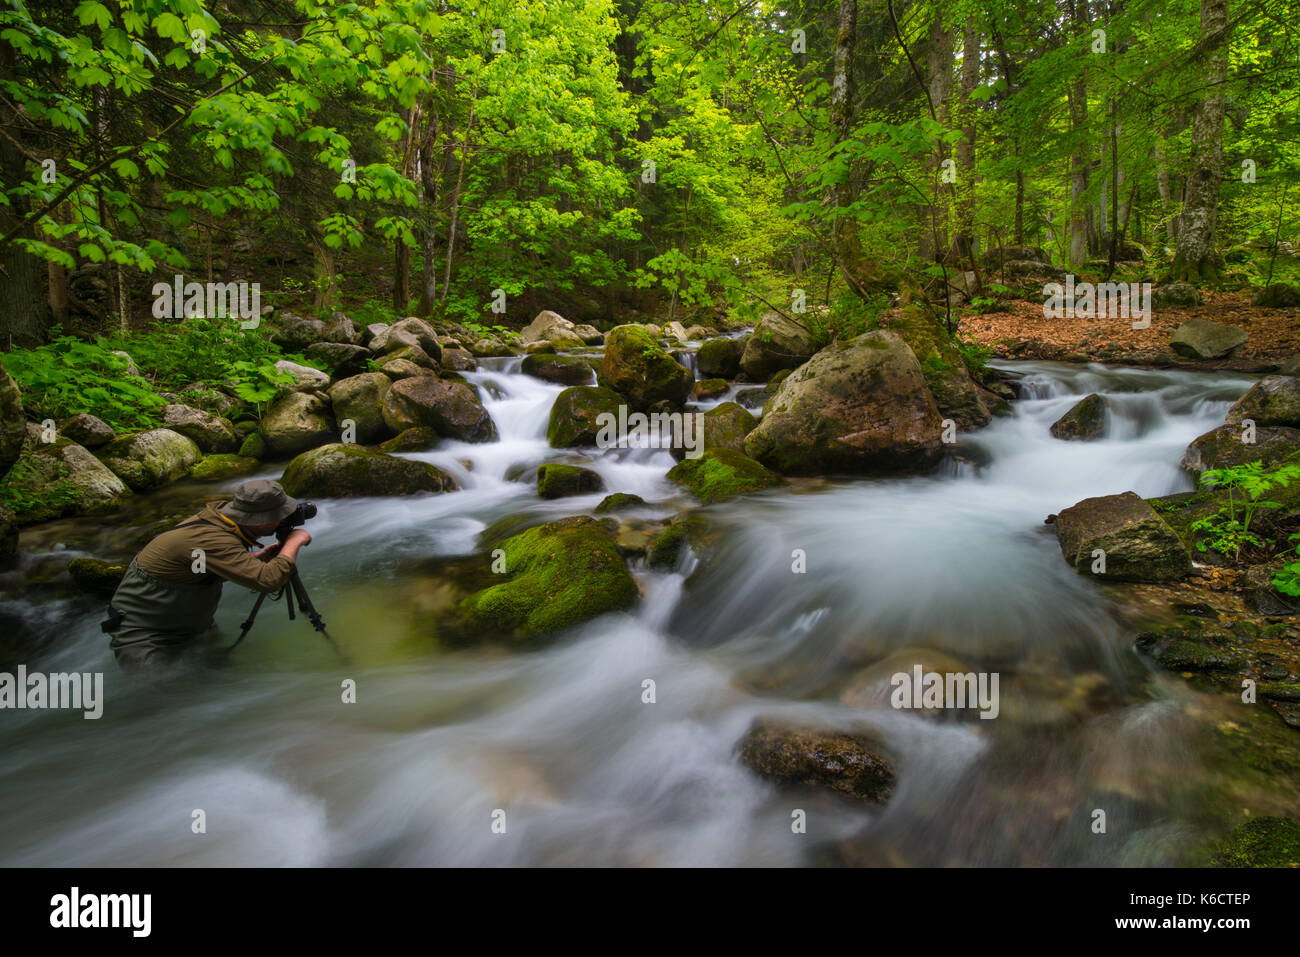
[252,542,282,561]
[278,529,312,562]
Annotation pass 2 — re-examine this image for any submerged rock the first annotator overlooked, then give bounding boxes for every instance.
[536,463,604,499]
[66,557,127,595]
[743,330,944,475]
[736,719,895,804]
[1054,491,1191,582]
[598,325,693,411]
[594,492,646,513]
[1050,393,1107,441]
[279,443,458,498]
[455,516,638,641]
[97,428,202,492]
[667,448,780,504]
[1170,318,1246,359]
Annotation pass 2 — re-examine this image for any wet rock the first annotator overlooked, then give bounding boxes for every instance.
[736,719,895,804]
[273,359,331,394]
[381,376,496,442]
[238,431,265,460]
[188,454,259,482]
[667,448,780,504]
[1170,317,1246,359]
[738,313,817,380]
[536,463,604,499]
[455,516,638,641]
[66,557,126,595]
[1225,375,1300,428]
[1180,423,1300,473]
[259,392,336,459]
[520,310,584,350]
[279,443,458,498]
[58,413,114,449]
[328,372,393,444]
[1050,393,1107,441]
[547,385,625,448]
[697,337,745,378]
[890,301,990,430]
[734,387,771,410]
[743,330,944,475]
[1055,491,1191,582]
[1210,816,1300,867]
[595,492,646,513]
[1134,625,1246,672]
[598,325,693,411]
[469,337,512,358]
[440,348,477,372]
[5,437,131,523]
[614,523,657,557]
[1250,284,1300,309]
[692,378,728,401]
[1152,282,1203,309]
[377,343,440,373]
[374,357,430,380]
[378,427,438,453]
[573,324,603,345]
[839,648,977,711]
[690,402,757,458]
[162,404,240,453]
[97,429,202,492]
[663,320,689,341]
[521,353,595,386]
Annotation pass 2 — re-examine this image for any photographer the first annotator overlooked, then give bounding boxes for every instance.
[104,480,313,669]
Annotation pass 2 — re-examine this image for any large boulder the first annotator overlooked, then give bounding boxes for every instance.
[520,353,595,386]
[259,392,336,459]
[984,245,1049,266]
[279,443,458,498]
[269,313,325,351]
[667,448,780,504]
[547,385,624,447]
[162,404,240,453]
[1152,282,1203,309]
[455,516,638,641]
[572,323,603,345]
[1170,318,1247,359]
[4,438,131,523]
[1053,491,1191,582]
[736,719,895,804]
[889,300,989,430]
[96,429,201,492]
[738,313,817,380]
[1250,284,1300,308]
[370,317,444,364]
[598,325,693,411]
[322,312,362,345]
[189,454,259,482]
[380,376,496,442]
[697,402,757,455]
[663,320,689,341]
[58,413,114,449]
[743,330,944,475]
[304,341,370,376]
[536,463,604,499]
[1050,394,1107,441]
[328,372,393,443]
[0,360,26,481]
[1225,376,1300,428]
[697,337,746,378]
[1179,424,1300,473]
[520,310,584,350]
[273,359,331,394]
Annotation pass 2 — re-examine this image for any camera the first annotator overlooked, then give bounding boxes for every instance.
[275,502,317,541]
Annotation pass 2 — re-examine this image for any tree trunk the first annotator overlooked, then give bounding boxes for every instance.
[919,13,952,262]
[952,18,978,263]
[1067,0,1090,268]
[0,46,47,346]
[829,0,862,285]
[1173,0,1230,282]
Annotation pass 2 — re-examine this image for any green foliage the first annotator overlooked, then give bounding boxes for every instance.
[0,456,81,518]
[804,292,888,346]
[1190,461,1300,562]
[955,332,994,376]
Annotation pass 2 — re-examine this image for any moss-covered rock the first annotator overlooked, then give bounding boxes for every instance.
[547,385,625,448]
[238,431,266,459]
[1180,424,1300,473]
[1225,376,1300,428]
[58,413,114,449]
[738,313,817,380]
[598,324,693,411]
[646,520,690,569]
[381,375,496,442]
[3,437,131,524]
[279,443,459,498]
[1050,393,1107,440]
[697,337,745,378]
[378,427,438,453]
[328,372,393,443]
[1170,317,1246,359]
[736,719,895,804]
[521,352,595,386]
[258,392,336,459]
[162,403,241,453]
[455,516,639,641]
[667,448,780,504]
[188,454,260,482]
[1055,491,1191,582]
[536,463,604,499]
[97,428,202,492]
[692,378,729,401]
[594,492,646,513]
[1209,816,1300,867]
[697,402,757,456]
[1250,284,1300,309]
[889,300,990,430]
[66,557,126,595]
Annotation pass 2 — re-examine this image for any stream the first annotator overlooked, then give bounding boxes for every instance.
[0,354,1274,866]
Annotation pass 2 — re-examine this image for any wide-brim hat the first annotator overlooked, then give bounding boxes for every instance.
[219,479,298,526]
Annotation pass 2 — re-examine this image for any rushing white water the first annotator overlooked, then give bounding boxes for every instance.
[0,356,1266,866]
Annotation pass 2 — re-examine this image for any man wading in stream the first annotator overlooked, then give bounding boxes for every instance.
[103,480,313,669]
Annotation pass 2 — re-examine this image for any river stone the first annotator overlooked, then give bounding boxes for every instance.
[667,448,779,504]
[736,719,895,804]
[58,412,114,449]
[469,337,512,357]
[1225,376,1300,427]
[1152,282,1203,309]
[521,353,595,386]
[663,320,689,341]
[363,322,389,345]
[259,392,336,459]
[536,463,604,499]
[96,429,201,492]
[890,301,991,430]
[598,325,694,411]
[371,317,443,364]
[547,385,625,447]
[839,648,978,710]
[189,454,259,482]
[1250,284,1300,309]
[1170,318,1247,359]
[377,343,439,373]
[1179,424,1300,473]
[1209,816,1300,867]
[697,337,745,378]
[594,492,646,513]
[692,378,728,401]
[304,341,370,376]
[0,360,24,480]
[274,359,331,394]
[743,330,944,475]
[1054,491,1191,582]
[162,404,240,453]
[455,515,638,641]
[322,312,362,345]
[378,427,438,453]
[739,313,818,380]
[573,324,603,345]
[374,357,429,381]
[697,402,757,456]
[1050,393,1107,441]
[66,557,127,595]
[5,438,131,523]
[280,443,458,498]
[520,310,579,347]
[440,348,477,372]
[328,372,393,443]
[269,313,326,351]
[380,376,497,442]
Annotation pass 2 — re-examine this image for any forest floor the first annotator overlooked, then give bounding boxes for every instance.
[955,291,1300,368]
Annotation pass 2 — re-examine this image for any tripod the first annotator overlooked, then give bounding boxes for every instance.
[228,566,349,664]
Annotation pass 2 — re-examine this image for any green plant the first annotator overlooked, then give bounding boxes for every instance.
[0,455,81,518]
[955,332,994,376]
[1272,533,1300,596]
[1190,461,1300,561]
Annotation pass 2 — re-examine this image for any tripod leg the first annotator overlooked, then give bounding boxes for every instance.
[226,590,270,654]
[288,569,349,664]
